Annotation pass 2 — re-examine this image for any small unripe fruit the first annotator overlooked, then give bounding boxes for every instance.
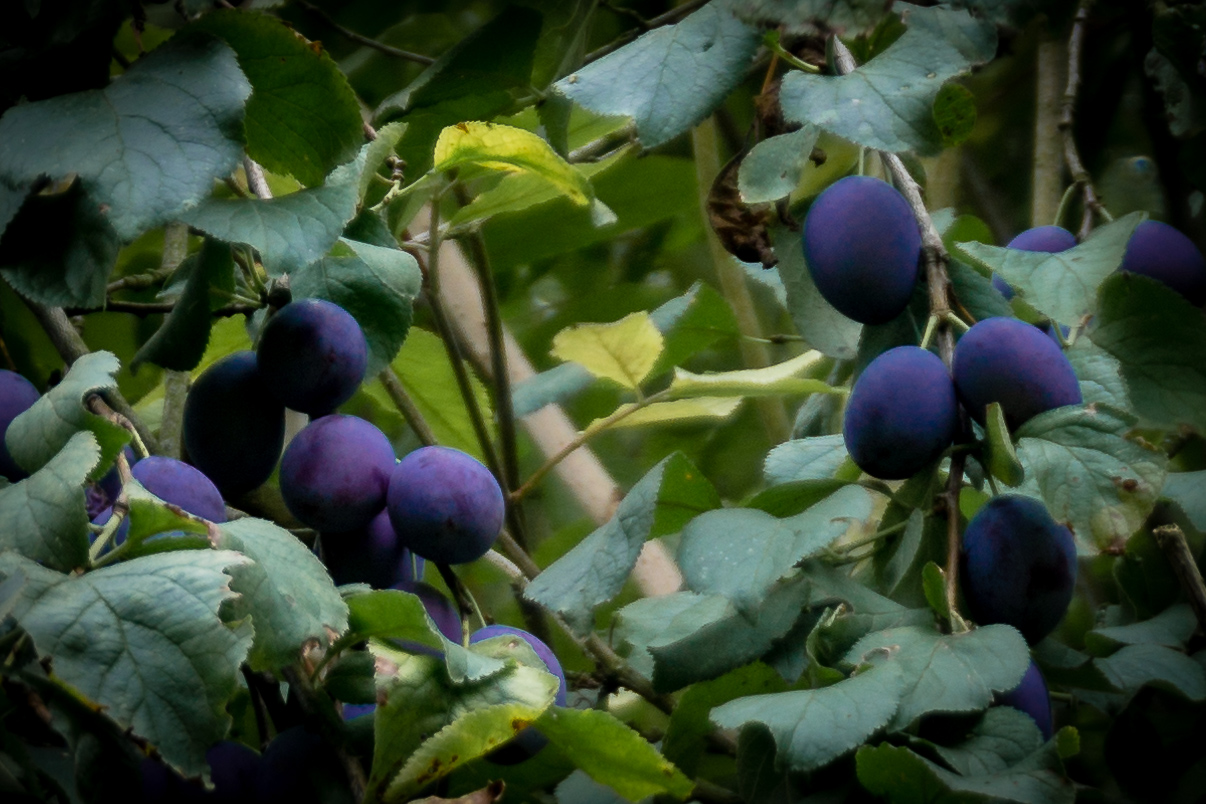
[843,346,958,480]
[1119,220,1206,305]
[952,317,1081,431]
[992,226,1077,300]
[256,298,369,416]
[961,495,1077,644]
[387,446,504,565]
[802,176,921,324]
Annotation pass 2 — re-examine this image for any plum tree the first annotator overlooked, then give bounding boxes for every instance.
[999,659,1054,740]
[843,346,958,480]
[321,510,422,589]
[279,414,395,532]
[1119,220,1206,306]
[183,352,286,497]
[952,317,1082,430]
[469,625,567,763]
[0,368,40,481]
[802,175,921,324]
[386,446,504,565]
[255,298,368,416]
[961,495,1077,644]
[992,225,1078,300]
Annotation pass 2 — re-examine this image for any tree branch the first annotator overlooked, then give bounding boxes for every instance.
[1152,524,1206,634]
[295,0,435,65]
[581,0,709,64]
[1059,0,1106,239]
[63,299,259,318]
[378,367,438,446]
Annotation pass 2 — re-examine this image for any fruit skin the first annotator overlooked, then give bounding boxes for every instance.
[470,625,567,763]
[93,456,227,548]
[999,660,1054,740]
[183,351,286,497]
[843,346,958,480]
[802,175,921,324]
[992,225,1077,300]
[387,446,504,565]
[1119,219,1206,306]
[952,317,1082,431]
[280,414,395,533]
[256,298,368,416]
[399,581,461,642]
[961,495,1077,644]
[322,510,423,589]
[0,369,41,481]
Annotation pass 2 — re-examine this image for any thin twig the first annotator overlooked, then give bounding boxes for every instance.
[580,0,709,64]
[378,368,438,446]
[295,0,435,65]
[1152,524,1206,634]
[106,267,173,294]
[63,299,259,318]
[1059,0,1105,240]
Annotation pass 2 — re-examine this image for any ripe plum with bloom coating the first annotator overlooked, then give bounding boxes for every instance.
[1119,220,1206,305]
[802,176,921,324]
[992,225,1077,300]
[961,495,1077,644]
[842,346,958,480]
[256,298,368,416]
[183,351,286,497]
[92,456,227,548]
[387,446,504,565]
[999,659,1054,740]
[952,317,1081,431]
[0,369,40,481]
[280,414,395,533]
[470,625,567,763]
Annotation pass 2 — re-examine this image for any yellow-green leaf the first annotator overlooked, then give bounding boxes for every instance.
[551,312,664,390]
[433,122,593,207]
[590,397,742,430]
[668,350,841,398]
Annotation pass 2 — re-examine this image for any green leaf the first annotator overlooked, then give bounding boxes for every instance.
[984,402,1024,487]
[714,662,902,773]
[948,259,1012,323]
[1093,643,1206,701]
[731,0,888,34]
[0,179,120,308]
[844,625,1030,730]
[919,707,1045,777]
[1091,272,1206,432]
[773,226,862,360]
[216,518,348,672]
[1015,404,1169,553]
[0,550,252,781]
[550,311,664,390]
[677,485,873,611]
[663,663,787,776]
[922,562,950,620]
[0,179,26,240]
[535,707,694,801]
[360,121,408,201]
[181,147,365,276]
[0,431,98,571]
[1084,604,1198,656]
[552,3,760,148]
[587,397,742,429]
[190,10,363,187]
[856,741,1075,804]
[764,435,850,484]
[6,351,128,479]
[1163,471,1206,531]
[525,454,712,634]
[933,83,977,147]
[738,125,821,204]
[434,122,597,209]
[780,6,996,155]
[292,238,421,376]
[0,34,250,241]
[131,239,235,373]
[1066,338,1130,409]
[368,647,557,801]
[746,478,854,518]
[449,150,620,228]
[668,350,840,398]
[954,213,1143,326]
[118,480,211,556]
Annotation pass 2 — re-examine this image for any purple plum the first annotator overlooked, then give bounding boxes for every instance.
[992,225,1077,300]
[999,660,1054,740]
[1119,220,1206,305]
[322,510,423,589]
[256,298,368,416]
[470,625,567,763]
[0,369,40,481]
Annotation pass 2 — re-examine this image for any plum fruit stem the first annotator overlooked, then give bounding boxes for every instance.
[831,37,970,633]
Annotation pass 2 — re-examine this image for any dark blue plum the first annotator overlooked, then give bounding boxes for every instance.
[387,446,504,565]
[1119,220,1206,305]
[842,346,958,480]
[0,369,40,481]
[183,351,286,497]
[140,740,259,803]
[961,495,1077,644]
[86,444,137,520]
[256,298,368,416]
[322,510,423,589]
[398,581,460,642]
[92,456,226,549]
[342,703,376,721]
[255,728,352,804]
[999,660,1054,740]
[470,625,567,763]
[952,317,1082,431]
[992,226,1077,300]
[280,414,395,532]
[802,176,921,324]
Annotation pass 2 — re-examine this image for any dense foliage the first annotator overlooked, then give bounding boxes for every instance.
[0,1,1205,803]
